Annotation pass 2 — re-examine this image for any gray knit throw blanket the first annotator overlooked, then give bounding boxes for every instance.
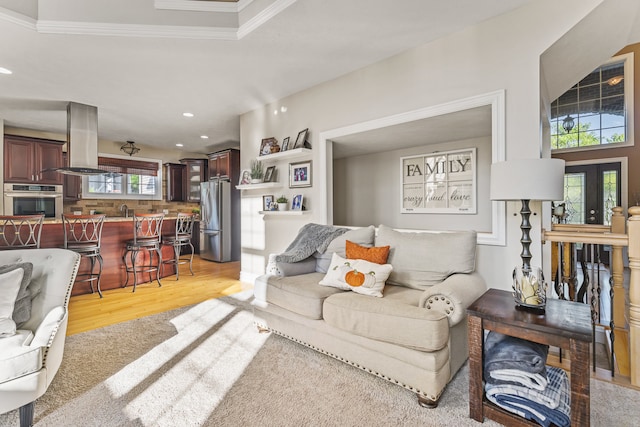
[274,223,348,263]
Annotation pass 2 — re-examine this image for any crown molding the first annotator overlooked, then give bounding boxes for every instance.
[155,0,254,13]
[36,20,238,40]
[237,0,297,39]
[2,0,296,40]
[0,7,37,30]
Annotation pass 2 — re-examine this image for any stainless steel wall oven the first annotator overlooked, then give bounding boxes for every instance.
[3,183,63,218]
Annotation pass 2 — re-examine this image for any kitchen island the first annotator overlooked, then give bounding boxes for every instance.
[41,217,182,296]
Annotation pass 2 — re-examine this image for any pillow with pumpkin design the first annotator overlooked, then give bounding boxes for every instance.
[318,252,393,297]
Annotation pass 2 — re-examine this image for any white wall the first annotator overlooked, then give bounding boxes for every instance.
[333,136,492,231]
[239,0,632,289]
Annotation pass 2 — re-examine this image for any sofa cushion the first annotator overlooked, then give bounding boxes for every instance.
[345,240,390,264]
[259,273,344,319]
[375,224,477,290]
[323,286,450,352]
[0,329,43,384]
[0,267,26,337]
[315,226,375,273]
[319,253,392,298]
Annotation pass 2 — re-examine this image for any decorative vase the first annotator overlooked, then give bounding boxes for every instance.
[251,178,262,184]
[512,265,546,312]
[278,203,288,211]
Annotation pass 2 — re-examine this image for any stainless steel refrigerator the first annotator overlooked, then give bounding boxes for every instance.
[200,179,232,262]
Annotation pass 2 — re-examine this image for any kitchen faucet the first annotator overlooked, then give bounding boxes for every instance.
[120,203,130,217]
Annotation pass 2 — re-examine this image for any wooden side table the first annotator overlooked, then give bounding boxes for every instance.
[467,288,592,426]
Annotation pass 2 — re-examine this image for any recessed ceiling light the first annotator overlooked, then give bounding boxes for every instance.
[0,67,12,75]
[280,106,287,113]
[176,143,184,147]
[273,109,278,115]
[200,135,209,139]
[183,112,194,118]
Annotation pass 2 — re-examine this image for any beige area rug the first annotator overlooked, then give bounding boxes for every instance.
[1,290,639,427]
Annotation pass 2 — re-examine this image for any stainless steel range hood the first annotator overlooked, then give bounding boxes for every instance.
[56,102,105,176]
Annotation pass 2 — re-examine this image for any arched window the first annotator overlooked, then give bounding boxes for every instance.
[551,53,633,151]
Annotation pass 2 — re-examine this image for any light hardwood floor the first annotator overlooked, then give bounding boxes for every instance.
[67,256,247,335]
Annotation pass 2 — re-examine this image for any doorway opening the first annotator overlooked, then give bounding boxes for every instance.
[563,162,621,226]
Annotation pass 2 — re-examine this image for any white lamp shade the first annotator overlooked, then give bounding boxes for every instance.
[490,158,565,201]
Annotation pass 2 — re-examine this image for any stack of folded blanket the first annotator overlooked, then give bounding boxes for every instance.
[484,331,571,427]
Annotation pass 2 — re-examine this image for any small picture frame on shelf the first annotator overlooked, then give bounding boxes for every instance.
[239,169,251,185]
[293,129,308,149]
[264,166,276,182]
[281,137,290,151]
[263,195,275,211]
[260,137,278,156]
[289,160,311,188]
[291,194,303,211]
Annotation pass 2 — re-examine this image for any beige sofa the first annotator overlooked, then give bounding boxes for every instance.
[253,224,487,407]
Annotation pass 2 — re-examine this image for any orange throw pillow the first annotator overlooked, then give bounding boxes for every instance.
[345,240,390,265]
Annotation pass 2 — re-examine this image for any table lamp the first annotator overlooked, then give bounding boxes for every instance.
[490,158,565,311]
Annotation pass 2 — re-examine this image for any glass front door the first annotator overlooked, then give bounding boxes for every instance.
[563,162,620,225]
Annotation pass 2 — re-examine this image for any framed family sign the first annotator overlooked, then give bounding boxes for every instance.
[400,147,476,214]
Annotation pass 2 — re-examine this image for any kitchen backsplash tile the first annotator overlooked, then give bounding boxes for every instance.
[64,199,199,217]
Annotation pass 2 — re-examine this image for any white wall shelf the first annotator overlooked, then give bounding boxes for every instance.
[258,210,310,215]
[236,182,281,190]
[257,147,311,162]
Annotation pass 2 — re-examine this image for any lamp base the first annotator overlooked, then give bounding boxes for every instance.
[512,266,546,312]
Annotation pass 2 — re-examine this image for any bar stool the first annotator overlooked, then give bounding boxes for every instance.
[161,212,195,280]
[122,213,164,292]
[0,214,44,249]
[62,214,106,297]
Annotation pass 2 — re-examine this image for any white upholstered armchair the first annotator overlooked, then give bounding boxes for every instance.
[0,249,80,427]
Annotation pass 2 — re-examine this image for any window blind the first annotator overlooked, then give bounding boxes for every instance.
[98,157,158,176]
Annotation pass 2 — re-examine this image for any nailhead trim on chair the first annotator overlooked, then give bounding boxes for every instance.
[62,254,81,307]
[42,314,64,363]
[255,322,442,402]
[43,253,80,364]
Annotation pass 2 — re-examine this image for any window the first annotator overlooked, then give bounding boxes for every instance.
[83,154,162,200]
[127,174,157,195]
[88,173,122,194]
[563,172,586,224]
[550,53,634,151]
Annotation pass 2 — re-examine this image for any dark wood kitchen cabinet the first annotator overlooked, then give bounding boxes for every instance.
[165,163,186,202]
[62,152,82,201]
[180,158,207,202]
[208,149,239,182]
[4,135,64,185]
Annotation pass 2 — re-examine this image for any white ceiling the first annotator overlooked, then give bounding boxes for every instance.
[331,105,492,159]
[0,0,533,154]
